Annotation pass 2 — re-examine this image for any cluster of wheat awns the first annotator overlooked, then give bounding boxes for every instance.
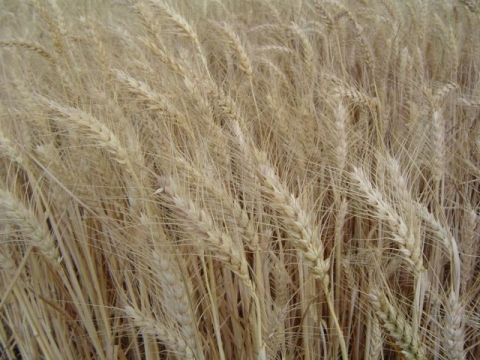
[0,0,479,359]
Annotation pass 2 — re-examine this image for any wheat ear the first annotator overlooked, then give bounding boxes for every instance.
[112,69,196,141]
[0,40,56,65]
[290,22,315,78]
[0,187,61,270]
[460,208,477,293]
[173,155,259,251]
[333,99,349,174]
[138,35,188,77]
[350,167,424,273]
[149,0,207,66]
[443,291,466,360]
[215,21,253,80]
[40,98,137,173]
[31,0,65,55]
[125,306,195,359]
[369,288,426,360]
[131,1,164,44]
[151,248,204,359]
[460,0,480,13]
[229,117,349,357]
[155,176,253,290]
[228,121,330,281]
[0,128,25,166]
[431,109,445,184]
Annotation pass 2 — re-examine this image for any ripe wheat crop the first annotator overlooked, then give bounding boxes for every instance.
[1,0,479,359]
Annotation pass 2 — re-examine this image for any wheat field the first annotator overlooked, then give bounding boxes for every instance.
[0,0,479,359]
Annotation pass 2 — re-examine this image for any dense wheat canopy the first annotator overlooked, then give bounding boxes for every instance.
[1,0,479,359]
